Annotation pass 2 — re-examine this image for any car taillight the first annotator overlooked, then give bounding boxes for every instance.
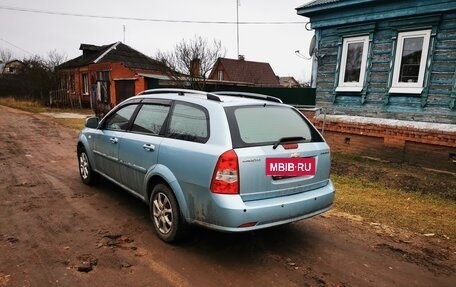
[210,149,239,194]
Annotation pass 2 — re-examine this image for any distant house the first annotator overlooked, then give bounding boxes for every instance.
[296,0,456,172]
[208,56,280,87]
[56,42,168,115]
[279,76,301,88]
[2,60,24,75]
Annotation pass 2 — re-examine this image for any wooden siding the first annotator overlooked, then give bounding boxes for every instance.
[304,0,456,30]
[313,9,456,124]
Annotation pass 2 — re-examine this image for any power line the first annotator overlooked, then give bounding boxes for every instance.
[0,5,308,25]
[0,38,33,55]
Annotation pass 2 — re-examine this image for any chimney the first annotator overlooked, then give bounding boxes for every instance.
[190,58,201,78]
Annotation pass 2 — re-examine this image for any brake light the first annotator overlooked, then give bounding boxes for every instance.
[282,143,298,150]
[210,149,239,194]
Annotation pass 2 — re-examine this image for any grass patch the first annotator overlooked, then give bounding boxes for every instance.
[0,97,91,130]
[54,118,86,131]
[331,153,456,241]
[0,97,48,113]
[0,97,91,115]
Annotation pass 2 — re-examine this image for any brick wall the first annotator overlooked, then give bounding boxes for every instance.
[302,110,456,172]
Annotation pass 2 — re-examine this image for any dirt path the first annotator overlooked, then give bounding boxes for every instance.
[0,105,454,287]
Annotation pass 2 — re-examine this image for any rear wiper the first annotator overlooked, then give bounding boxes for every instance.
[272,136,306,149]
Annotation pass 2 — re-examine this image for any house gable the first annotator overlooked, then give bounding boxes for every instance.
[279,76,301,88]
[55,42,170,114]
[2,60,25,74]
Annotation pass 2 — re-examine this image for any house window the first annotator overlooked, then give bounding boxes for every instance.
[69,73,75,93]
[97,71,110,103]
[217,70,223,81]
[390,29,431,94]
[336,36,369,92]
[82,73,89,95]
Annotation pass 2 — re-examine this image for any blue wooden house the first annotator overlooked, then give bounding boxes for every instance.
[297,0,456,124]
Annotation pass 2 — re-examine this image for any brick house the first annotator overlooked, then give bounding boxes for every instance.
[57,42,168,115]
[297,0,456,171]
[208,56,280,87]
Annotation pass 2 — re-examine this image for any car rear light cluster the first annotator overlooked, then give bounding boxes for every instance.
[210,149,239,194]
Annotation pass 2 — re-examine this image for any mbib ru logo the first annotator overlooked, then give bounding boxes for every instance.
[266,158,316,176]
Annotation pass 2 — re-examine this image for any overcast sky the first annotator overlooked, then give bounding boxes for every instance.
[0,0,314,82]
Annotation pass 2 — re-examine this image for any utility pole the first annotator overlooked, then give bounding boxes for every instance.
[236,0,240,57]
[123,25,126,43]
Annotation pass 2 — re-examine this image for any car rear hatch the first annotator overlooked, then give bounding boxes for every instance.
[225,104,330,201]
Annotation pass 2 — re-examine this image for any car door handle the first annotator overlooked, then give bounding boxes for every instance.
[143,144,155,152]
[109,137,118,144]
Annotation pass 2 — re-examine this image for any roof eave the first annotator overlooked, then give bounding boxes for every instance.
[296,0,375,17]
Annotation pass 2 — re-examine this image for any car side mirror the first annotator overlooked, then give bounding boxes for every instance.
[85,117,100,129]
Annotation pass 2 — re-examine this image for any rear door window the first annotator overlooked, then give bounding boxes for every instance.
[227,105,323,148]
[166,102,209,143]
[131,104,170,135]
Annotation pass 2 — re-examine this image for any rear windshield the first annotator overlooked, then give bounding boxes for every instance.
[226,105,323,148]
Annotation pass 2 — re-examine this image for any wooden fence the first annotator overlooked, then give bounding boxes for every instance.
[49,89,82,108]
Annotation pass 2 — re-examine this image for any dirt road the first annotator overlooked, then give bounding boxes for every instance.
[0,105,454,287]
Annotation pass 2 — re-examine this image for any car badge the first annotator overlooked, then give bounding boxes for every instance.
[291,152,300,158]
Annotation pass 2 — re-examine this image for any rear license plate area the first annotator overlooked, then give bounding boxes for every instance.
[266,157,316,177]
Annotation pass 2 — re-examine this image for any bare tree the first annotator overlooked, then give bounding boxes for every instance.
[0,48,13,63]
[155,36,226,90]
[46,49,67,71]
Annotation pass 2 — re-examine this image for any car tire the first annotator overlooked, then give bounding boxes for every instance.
[78,147,98,185]
[150,184,186,243]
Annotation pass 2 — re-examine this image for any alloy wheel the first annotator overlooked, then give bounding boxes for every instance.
[152,192,173,234]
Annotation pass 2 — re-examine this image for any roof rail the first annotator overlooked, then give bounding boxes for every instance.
[213,91,283,103]
[138,88,221,102]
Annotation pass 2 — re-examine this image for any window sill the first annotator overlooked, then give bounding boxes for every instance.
[335,86,363,93]
[389,87,423,94]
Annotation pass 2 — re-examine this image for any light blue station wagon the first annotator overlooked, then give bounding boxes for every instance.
[77,89,335,242]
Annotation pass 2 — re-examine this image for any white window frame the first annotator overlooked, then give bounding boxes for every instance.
[217,70,223,81]
[336,35,369,93]
[389,29,431,94]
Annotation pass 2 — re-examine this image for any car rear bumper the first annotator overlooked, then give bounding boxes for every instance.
[192,180,335,232]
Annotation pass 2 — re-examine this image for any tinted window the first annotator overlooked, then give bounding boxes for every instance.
[104,104,138,131]
[167,103,208,143]
[228,105,322,147]
[131,104,170,135]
